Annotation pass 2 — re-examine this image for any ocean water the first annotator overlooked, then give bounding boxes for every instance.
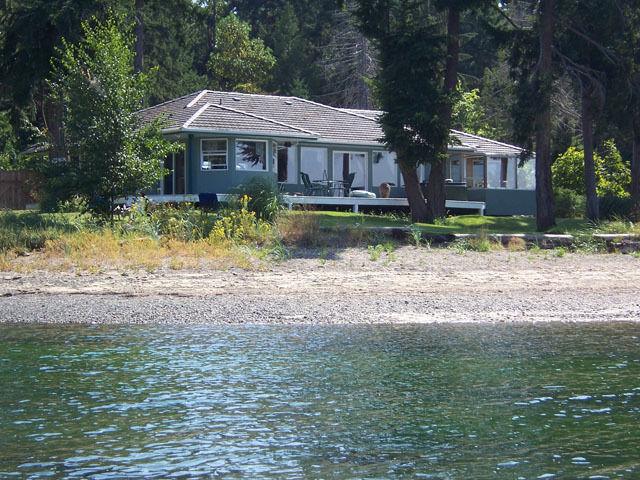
[0,322,638,479]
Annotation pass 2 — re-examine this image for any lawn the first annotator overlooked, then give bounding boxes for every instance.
[294,211,594,234]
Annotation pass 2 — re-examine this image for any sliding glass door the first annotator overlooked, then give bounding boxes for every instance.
[332,151,367,190]
[162,150,186,195]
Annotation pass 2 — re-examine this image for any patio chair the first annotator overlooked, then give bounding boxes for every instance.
[300,172,327,196]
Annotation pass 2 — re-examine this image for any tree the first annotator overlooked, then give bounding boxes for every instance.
[208,13,276,92]
[134,0,144,73]
[49,13,180,217]
[552,140,631,199]
[355,0,492,223]
[319,1,377,108]
[508,0,558,231]
[0,112,18,170]
[141,0,208,104]
[266,2,310,96]
[607,1,640,218]
[0,1,113,154]
[553,1,620,222]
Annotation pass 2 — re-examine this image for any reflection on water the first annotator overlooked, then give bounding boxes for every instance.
[0,323,639,479]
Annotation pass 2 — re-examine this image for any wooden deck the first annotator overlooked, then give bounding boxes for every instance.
[118,193,485,215]
[281,195,485,214]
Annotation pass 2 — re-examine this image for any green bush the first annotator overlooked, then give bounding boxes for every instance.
[552,140,631,198]
[232,177,281,222]
[120,201,218,241]
[554,188,586,218]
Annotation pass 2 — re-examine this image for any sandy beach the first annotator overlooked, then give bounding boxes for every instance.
[1,248,639,324]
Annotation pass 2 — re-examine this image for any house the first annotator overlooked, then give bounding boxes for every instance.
[138,90,536,216]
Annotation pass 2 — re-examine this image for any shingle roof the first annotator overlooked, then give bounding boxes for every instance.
[138,90,523,156]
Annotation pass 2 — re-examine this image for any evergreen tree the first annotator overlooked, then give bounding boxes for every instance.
[355,0,492,223]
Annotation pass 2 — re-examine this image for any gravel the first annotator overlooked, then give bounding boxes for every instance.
[1,248,639,324]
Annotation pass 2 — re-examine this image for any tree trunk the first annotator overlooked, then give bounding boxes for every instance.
[400,163,428,223]
[582,86,599,222]
[424,7,460,222]
[425,160,446,221]
[207,0,217,81]
[534,0,556,231]
[134,0,144,73]
[632,123,640,220]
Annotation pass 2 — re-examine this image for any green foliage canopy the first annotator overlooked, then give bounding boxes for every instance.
[48,13,181,215]
[208,13,276,92]
[552,140,631,198]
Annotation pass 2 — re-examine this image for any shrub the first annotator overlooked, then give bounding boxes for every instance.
[232,177,281,222]
[276,212,321,247]
[209,195,272,244]
[552,140,631,197]
[554,188,586,218]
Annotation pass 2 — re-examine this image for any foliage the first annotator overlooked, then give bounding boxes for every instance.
[0,112,18,170]
[209,195,273,243]
[367,242,396,263]
[208,13,276,92]
[120,201,215,241]
[231,177,282,222]
[141,0,209,104]
[0,211,92,253]
[452,88,497,139]
[554,187,586,219]
[552,141,631,197]
[48,14,181,217]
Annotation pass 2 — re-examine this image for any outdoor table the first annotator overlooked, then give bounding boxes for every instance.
[313,179,345,197]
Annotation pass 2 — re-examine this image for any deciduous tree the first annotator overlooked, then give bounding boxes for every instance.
[208,13,276,92]
[49,14,180,217]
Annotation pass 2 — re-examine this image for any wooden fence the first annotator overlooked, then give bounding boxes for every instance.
[0,171,39,210]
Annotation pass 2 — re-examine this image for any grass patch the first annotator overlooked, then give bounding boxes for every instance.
[291,211,591,235]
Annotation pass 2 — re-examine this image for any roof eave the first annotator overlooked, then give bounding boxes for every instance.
[162,127,318,140]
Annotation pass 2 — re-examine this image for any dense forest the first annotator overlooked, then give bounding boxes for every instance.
[1,1,639,226]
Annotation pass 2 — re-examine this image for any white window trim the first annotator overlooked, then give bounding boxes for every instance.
[235,139,269,172]
[332,150,368,186]
[201,138,228,172]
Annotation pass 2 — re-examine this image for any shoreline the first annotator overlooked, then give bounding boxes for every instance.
[2,247,639,325]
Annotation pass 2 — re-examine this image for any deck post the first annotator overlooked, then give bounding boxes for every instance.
[353,202,359,213]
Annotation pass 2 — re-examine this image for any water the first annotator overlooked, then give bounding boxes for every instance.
[0,323,639,479]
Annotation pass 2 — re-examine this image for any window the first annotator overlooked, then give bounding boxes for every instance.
[201,139,227,171]
[236,140,267,171]
[487,156,514,188]
[332,151,367,189]
[448,158,463,183]
[300,147,328,182]
[372,151,397,186]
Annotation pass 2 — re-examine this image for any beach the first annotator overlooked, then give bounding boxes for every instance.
[1,248,639,324]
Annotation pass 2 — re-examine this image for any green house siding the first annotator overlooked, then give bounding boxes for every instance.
[467,189,536,216]
[176,133,536,216]
[187,134,277,194]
